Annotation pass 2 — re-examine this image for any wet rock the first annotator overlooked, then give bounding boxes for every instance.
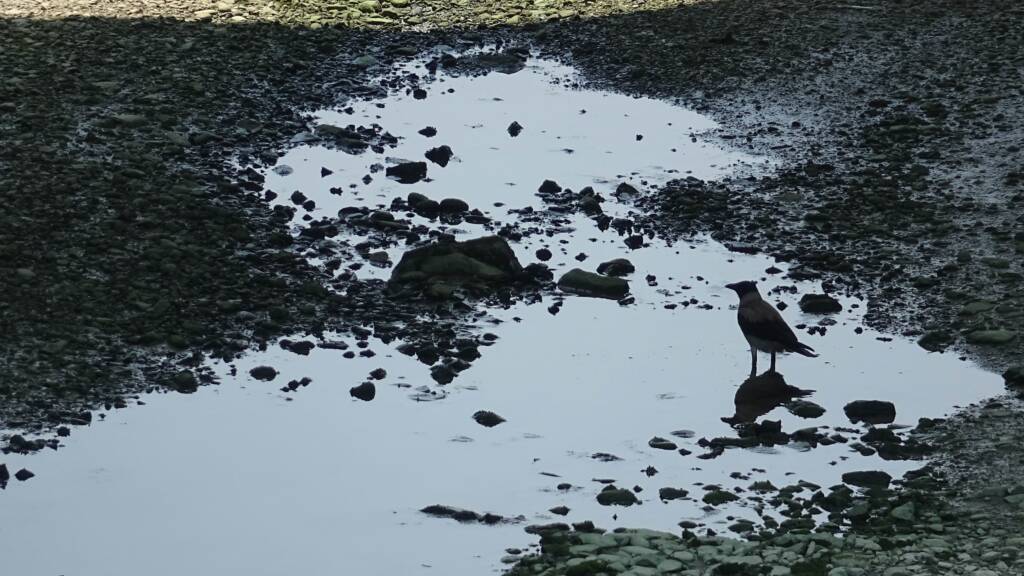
[424,145,454,167]
[799,294,842,313]
[0,464,8,485]
[596,485,638,506]
[386,161,428,184]
[786,399,826,419]
[535,248,552,261]
[591,452,622,462]
[538,180,562,194]
[615,182,639,198]
[648,437,678,450]
[349,382,376,401]
[439,198,469,213]
[844,400,896,424]
[56,426,70,437]
[280,339,315,355]
[170,370,198,393]
[596,258,635,277]
[369,368,387,380]
[918,330,953,352]
[549,506,570,516]
[418,126,437,137]
[890,500,916,522]
[249,366,278,381]
[1003,366,1024,389]
[390,236,524,288]
[842,470,892,488]
[8,467,35,483]
[289,190,308,205]
[430,365,456,385]
[507,121,523,137]
[412,88,427,100]
[702,489,740,505]
[557,268,629,299]
[473,410,506,427]
[413,199,441,218]
[966,329,1017,345]
[579,195,602,214]
[658,487,689,501]
[624,235,644,249]
[420,505,508,524]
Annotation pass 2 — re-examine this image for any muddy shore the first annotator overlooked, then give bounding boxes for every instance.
[2,0,1023,573]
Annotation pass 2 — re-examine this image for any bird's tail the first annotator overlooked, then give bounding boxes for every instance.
[789,341,818,357]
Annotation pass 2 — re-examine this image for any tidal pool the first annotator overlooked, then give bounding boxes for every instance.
[0,52,1003,576]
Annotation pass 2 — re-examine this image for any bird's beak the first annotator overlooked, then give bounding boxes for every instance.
[725,282,738,291]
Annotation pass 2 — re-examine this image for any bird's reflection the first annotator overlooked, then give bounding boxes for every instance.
[722,371,812,425]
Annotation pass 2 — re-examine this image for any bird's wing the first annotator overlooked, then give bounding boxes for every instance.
[738,300,800,347]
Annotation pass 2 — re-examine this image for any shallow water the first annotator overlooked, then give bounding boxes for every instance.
[0,55,1004,576]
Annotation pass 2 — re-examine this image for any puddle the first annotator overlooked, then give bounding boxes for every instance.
[0,54,1005,576]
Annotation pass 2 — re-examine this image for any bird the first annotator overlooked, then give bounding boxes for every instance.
[725,281,818,377]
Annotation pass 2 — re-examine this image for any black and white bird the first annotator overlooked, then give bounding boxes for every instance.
[725,281,818,376]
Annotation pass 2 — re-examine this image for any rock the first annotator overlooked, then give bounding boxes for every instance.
[418,126,437,137]
[966,330,1017,345]
[0,464,8,484]
[14,468,34,482]
[1004,366,1024,389]
[596,258,635,277]
[56,426,70,437]
[424,145,454,167]
[351,55,380,68]
[844,400,896,424]
[289,190,308,205]
[473,410,506,427]
[281,339,315,355]
[413,199,441,217]
[786,400,826,418]
[702,489,740,505]
[549,506,570,516]
[171,370,198,392]
[842,470,892,488]
[386,161,428,184]
[369,368,387,380]
[412,87,427,99]
[507,121,523,136]
[658,487,689,501]
[538,180,562,193]
[390,236,524,288]
[407,192,430,207]
[249,366,278,381]
[918,330,953,352]
[439,198,469,213]
[558,268,629,299]
[596,485,638,506]
[624,235,645,249]
[799,294,842,313]
[535,248,552,261]
[349,382,376,401]
[648,437,678,450]
[890,501,916,522]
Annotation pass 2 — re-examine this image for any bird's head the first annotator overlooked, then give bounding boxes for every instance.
[725,280,759,298]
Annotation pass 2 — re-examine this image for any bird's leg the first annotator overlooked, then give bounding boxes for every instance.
[750,346,757,378]
[769,352,776,374]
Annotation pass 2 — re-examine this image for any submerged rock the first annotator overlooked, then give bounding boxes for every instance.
[844,400,896,424]
[648,437,678,450]
[420,504,509,524]
[557,268,629,299]
[389,236,524,289]
[798,294,842,313]
[786,399,826,419]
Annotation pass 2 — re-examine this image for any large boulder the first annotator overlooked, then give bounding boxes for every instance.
[557,268,629,299]
[389,236,524,288]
